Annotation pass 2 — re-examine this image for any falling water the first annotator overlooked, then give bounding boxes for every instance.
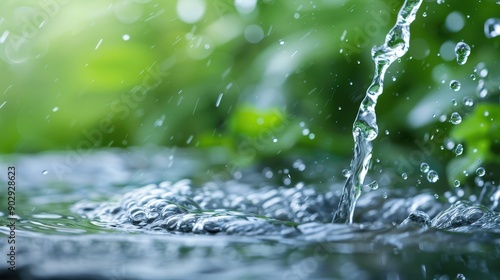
[333,0,424,224]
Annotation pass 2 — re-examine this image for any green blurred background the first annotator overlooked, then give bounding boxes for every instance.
[1,0,499,189]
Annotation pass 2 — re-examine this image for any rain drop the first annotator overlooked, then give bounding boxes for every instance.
[449,112,462,125]
[455,144,464,155]
[420,162,430,173]
[427,170,439,183]
[455,42,471,65]
[476,167,486,177]
[449,80,461,91]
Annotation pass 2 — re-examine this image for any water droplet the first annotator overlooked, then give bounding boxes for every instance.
[279,39,285,45]
[272,137,278,143]
[470,74,476,80]
[365,180,379,190]
[42,170,48,175]
[484,18,500,38]
[215,93,223,107]
[463,97,474,107]
[479,88,488,98]
[455,273,466,280]
[434,193,439,199]
[402,173,408,180]
[177,0,206,23]
[342,169,352,178]
[437,0,445,4]
[52,107,59,112]
[95,38,103,50]
[449,112,462,125]
[422,12,427,17]
[122,34,130,41]
[293,12,300,19]
[445,11,465,33]
[449,80,461,91]
[385,130,390,135]
[427,170,439,183]
[453,180,461,188]
[234,0,257,14]
[154,115,165,127]
[476,167,486,177]
[420,163,430,173]
[451,99,457,106]
[455,42,471,65]
[455,144,464,155]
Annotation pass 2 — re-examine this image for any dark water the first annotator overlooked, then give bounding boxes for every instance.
[1,147,500,280]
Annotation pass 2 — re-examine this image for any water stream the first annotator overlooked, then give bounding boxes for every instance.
[333,0,423,224]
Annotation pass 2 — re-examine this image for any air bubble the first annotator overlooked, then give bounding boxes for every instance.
[420,163,430,173]
[449,112,462,125]
[476,167,486,177]
[455,42,471,65]
[427,170,439,183]
[449,80,461,91]
[455,144,464,155]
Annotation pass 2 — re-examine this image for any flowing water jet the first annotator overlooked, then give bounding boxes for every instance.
[333,0,424,224]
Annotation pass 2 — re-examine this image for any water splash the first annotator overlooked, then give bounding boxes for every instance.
[333,0,423,224]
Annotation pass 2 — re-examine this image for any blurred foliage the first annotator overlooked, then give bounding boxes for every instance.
[0,0,499,189]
